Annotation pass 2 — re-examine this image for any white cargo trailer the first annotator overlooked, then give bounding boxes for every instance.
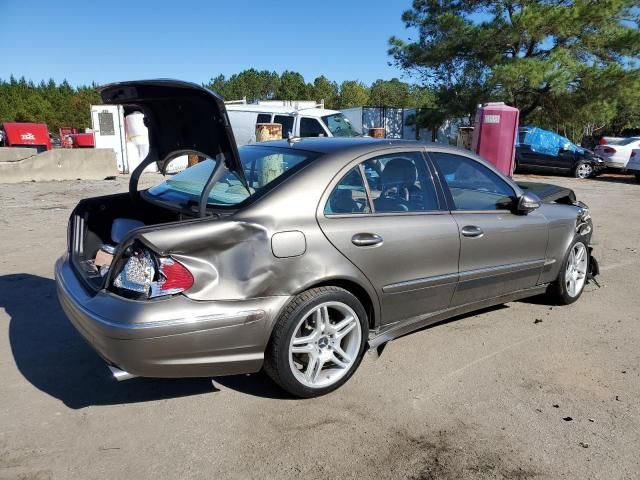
[90,105,129,173]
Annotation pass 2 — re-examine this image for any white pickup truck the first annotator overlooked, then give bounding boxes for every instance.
[225,101,360,145]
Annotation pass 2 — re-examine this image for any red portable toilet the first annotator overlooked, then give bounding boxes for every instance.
[471,102,519,176]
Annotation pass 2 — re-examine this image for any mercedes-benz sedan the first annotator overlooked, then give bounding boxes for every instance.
[55,80,598,398]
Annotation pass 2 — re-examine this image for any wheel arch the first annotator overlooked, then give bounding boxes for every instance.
[296,278,380,331]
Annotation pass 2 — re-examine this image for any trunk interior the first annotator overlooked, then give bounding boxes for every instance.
[69,192,182,291]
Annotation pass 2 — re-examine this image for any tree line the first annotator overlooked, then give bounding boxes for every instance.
[206,70,435,110]
[0,76,101,134]
[0,73,435,135]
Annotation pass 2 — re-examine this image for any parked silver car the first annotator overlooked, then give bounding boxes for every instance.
[55,80,598,398]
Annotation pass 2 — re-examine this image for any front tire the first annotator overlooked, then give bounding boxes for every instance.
[573,161,593,179]
[548,238,589,305]
[264,287,368,398]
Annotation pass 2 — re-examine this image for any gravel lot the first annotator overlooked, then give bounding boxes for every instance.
[1,172,639,479]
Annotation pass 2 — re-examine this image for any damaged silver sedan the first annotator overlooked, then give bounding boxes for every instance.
[55,80,598,398]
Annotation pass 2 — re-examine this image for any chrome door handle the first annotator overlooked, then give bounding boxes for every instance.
[351,233,383,247]
[461,225,484,238]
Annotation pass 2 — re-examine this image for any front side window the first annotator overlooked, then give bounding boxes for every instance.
[430,152,515,210]
[300,117,327,137]
[325,152,439,215]
[364,152,438,213]
[147,145,317,209]
[273,115,294,138]
[324,167,370,214]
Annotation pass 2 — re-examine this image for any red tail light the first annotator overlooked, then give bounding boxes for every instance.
[603,147,617,154]
[598,138,607,145]
[151,257,194,297]
[112,247,194,299]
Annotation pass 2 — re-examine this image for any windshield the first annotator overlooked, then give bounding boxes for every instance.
[321,113,360,137]
[146,145,318,209]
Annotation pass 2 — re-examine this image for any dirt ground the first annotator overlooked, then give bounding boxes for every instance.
[0,172,639,479]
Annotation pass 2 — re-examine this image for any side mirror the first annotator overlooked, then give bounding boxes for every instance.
[517,193,541,214]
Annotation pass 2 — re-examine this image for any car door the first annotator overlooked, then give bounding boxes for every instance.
[516,144,547,169]
[428,150,549,307]
[525,147,561,170]
[317,149,460,327]
[556,148,578,171]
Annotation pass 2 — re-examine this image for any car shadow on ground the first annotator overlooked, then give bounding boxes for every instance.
[592,173,638,185]
[213,372,292,400]
[3,273,559,407]
[1,273,290,409]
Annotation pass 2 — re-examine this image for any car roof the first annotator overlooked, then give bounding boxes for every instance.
[242,137,464,156]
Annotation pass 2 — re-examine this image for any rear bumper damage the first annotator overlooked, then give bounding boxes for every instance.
[55,255,290,378]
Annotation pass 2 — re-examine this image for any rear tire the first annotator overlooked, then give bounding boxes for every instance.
[548,237,589,305]
[573,161,593,179]
[635,173,640,183]
[264,287,368,398]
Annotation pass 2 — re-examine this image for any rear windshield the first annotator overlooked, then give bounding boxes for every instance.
[146,145,318,209]
[615,137,640,146]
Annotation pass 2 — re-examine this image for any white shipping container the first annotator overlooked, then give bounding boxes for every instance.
[91,105,129,174]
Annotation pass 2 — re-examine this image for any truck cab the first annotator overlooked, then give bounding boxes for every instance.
[225,101,360,146]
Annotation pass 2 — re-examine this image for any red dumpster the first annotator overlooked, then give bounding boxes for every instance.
[69,132,95,148]
[59,127,95,148]
[471,103,519,176]
[1,122,52,152]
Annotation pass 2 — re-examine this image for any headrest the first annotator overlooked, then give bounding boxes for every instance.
[330,189,356,213]
[380,158,417,188]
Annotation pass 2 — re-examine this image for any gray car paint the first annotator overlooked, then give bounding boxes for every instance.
[55,81,594,380]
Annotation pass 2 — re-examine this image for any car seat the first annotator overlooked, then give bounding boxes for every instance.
[374,158,421,212]
[330,189,360,213]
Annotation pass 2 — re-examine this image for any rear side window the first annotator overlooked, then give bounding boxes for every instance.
[431,152,515,210]
[256,113,271,124]
[324,167,370,214]
[300,118,326,137]
[273,115,294,138]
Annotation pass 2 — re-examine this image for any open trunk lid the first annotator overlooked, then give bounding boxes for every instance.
[98,79,246,186]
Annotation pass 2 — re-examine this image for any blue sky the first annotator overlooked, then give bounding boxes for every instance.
[0,0,415,87]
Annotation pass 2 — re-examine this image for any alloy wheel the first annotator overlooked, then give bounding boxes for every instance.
[566,242,588,297]
[576,163,593,178]
[288,301,362,389]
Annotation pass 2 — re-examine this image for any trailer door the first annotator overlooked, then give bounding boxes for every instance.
[91,105,128,173]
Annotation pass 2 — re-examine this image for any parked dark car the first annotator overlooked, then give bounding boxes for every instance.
[515,126,604,178]
[55,81,599,398]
